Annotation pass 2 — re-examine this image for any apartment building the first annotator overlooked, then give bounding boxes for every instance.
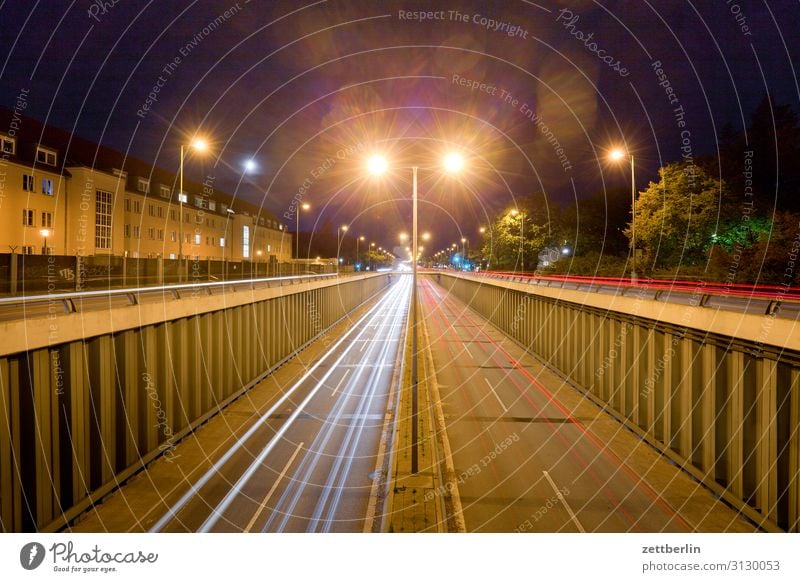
[0,109,292,263]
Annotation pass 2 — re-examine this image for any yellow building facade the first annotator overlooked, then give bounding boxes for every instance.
[0,118,292,264]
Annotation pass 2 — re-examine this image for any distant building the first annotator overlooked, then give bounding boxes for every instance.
[0,109,292,262]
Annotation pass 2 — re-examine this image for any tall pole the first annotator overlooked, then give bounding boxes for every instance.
[356,237,360,271]
[411,165,419,473]
[630,154,637,280]
[337,228,340,274]
[518,211,525,273]
[296,210,300,260]
[179,144,184,282]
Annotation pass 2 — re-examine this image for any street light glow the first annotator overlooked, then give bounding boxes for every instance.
[367,155,388,175]
[341,225,349,232]
[243,159,257,173]
[443,152,465,173]
[302,202,310,211]
[190,137,208,152]
[609,148,626,161]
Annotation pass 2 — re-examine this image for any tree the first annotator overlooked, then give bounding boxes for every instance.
[631,162,723,271]
[561,187,631,257]
[480,192,555,271]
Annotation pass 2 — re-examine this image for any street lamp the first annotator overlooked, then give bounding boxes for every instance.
[367,151,465,473]
[40,229,51,255]
[337,225,348,272]
[510,208,524,272]
[356,235,365,270]
[296,202,310,261]
[179,137,208,281]
[610,147,637,280]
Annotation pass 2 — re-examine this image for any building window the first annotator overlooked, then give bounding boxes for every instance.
[22,174,34,192]
[267,244,271,253]
[158,229,164,241]
[148,227,155,240]
[148,204,155,217]
[95,190,113,249]
[36,147,57,166]
[124,224,131,238]
[133,226,140,239]
[171,231,176,242]
[41,211,53,228]
[23,246,35,255]
[22,209,35,226]
[259,217,264,226]
[208,200,216,211]
[124,198,131,212]
[1,135,15,154]
[219,237,225,248]
[170,209,177,221]
[41,178,53,196]
[160,185,170,198]
[157,206,164,218]
[194,233,201,245]
[194,196,205,208]
[169,253,176,260]
[133,200,141,214]
[177,192,188,203]
[242,225,250,258]
[137,178,150,193]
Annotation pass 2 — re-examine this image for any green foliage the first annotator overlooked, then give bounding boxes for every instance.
[538,251,629,277]
[480,192,557,271]
[631,162,722,270]
[711,216,772,252]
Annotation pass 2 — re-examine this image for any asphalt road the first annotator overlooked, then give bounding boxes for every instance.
[148,275,410,532]
[419,277,694,533]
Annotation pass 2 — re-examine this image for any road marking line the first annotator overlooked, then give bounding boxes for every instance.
[243,441,305,533]
[543,470,585,533]
[485,377,508,413]
[330,369,351,397]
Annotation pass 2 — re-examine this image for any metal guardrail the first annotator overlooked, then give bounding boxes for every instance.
[451,270,800,320]
[0,273,343,322]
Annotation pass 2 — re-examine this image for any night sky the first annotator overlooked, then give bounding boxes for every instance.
[1,0,798,251]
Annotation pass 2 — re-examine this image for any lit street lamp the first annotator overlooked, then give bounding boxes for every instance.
[337,225,348,273]
[296,202,310,260]
[356,235,365,270]
[610,147,637,280]
[368,152,465,472]
[510,208,524,272]
[179,137,208,281]
[40,229,51,255]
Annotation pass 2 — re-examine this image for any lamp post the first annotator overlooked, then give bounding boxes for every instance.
[296,202,310,260]
[369,242,375,270]
[610,148,637,280]
[368,152,464,473]
[40,229,51,255]
[337,225,348,273]
[179,137,208,282]
[356,235,365,270]
[510,208,525,272]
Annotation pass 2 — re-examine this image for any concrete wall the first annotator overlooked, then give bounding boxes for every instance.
[434,272,800,532]
[0,273,391,531]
